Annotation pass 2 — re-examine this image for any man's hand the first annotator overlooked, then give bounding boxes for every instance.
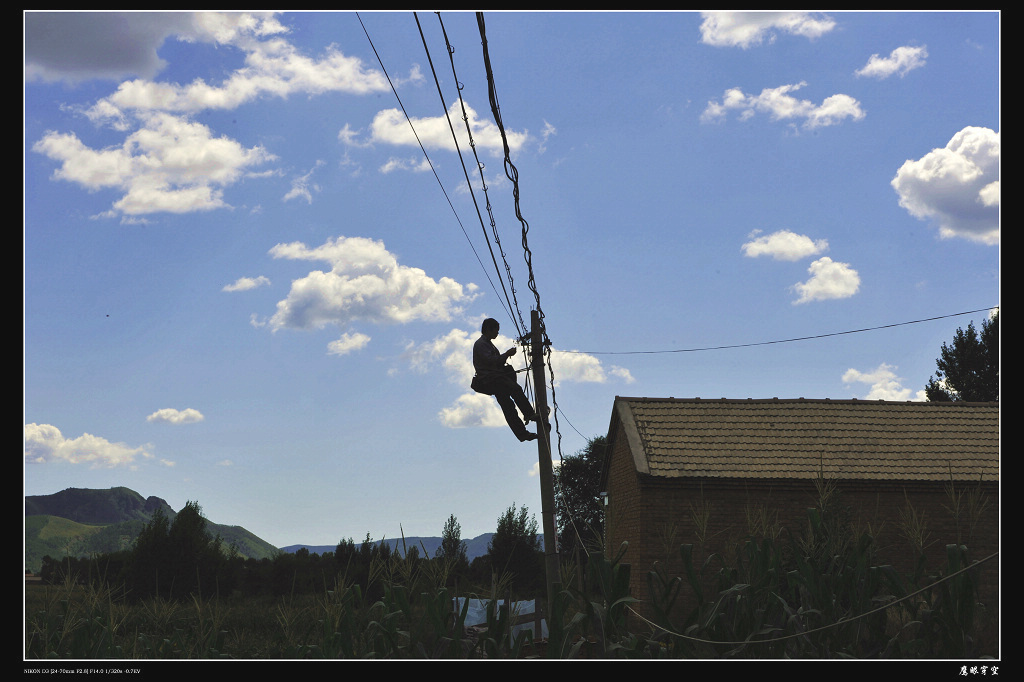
[503,347,517,359]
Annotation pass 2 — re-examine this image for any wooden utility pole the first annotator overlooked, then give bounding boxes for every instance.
[530,309,561,612]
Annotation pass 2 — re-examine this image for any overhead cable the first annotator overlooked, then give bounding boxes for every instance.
[563,307,999,356]
[477,11,565,462]
[415,11,525,340]
[355,12,516,328]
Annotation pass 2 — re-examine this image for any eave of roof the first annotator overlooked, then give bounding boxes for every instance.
[604,397,999,483]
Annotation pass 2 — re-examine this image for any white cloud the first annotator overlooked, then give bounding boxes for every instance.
[80,31,391,125]
[25,423,151,468]
[842,363,926,401]
[538,120,557,154]
[146,408,205,424]
[891,126,999,245]
[548,349,635,387]
[223,275,270,292]
[379,156,433,174]
[283,160,325,204]
[699,11,836,48]
[608,366,636,383]
[702,82,864,129]
[368,102,527,158]
[33,112,276,218]
[327,332,372,356]
[406,327,479,385]
[439,392,509,429]
[742,229,828,261]
[791,256,860,304]
[266,237,478,347]
[29,12,400,219]
[856,45,928,79]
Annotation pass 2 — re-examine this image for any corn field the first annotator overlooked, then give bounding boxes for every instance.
[25,510,996,659]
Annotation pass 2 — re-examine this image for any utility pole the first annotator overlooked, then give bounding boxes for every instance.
[530,308,561,613]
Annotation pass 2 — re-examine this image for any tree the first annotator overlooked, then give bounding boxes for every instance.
[436,514,469,574]
[554,436,607,558]
[127,506,171,597]
[486,503,542,596]
[925,311,999,402]
[126,501,227,599]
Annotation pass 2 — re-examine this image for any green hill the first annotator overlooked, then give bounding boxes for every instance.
[25,487,280,573]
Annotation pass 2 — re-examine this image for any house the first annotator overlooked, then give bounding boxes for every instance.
[600,397,999,633]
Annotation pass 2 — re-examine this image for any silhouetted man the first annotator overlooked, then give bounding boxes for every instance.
[472,318,540,442]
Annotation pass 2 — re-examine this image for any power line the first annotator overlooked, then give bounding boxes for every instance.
[436,12,530,340]
[355,12,517,328]
[415,11,526,340]
[476,12,543,325]
[562,307,999,356]
[476,16,581,555]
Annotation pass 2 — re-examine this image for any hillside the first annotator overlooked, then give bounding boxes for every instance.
[25,486,175,523]
[25,487,518,572]
[25,487,280,573]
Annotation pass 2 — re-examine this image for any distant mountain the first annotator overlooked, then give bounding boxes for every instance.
[25,487,279,573]
[281,532,538,564]
[281,533,496,563]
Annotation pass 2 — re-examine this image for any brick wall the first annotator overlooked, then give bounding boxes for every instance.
[604,425,642,559]
[603,422,999,653]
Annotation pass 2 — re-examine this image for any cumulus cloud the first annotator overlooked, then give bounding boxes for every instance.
[265,236,478,352]
[28,12,406,220]
[791,256,860,304]
[842,363,926,401]
[327,331,372,356]
[24,12,290,83]
[33,112,276,217]
[146,408,205,424]
[223,275,270,292]
[439,392,510,429]
[742,229,829,261]
[379,156,434,174]
[78,27,391,126]
[699,11,836,48]
[548,349,635,387]
[856,45,928,79]
[25,423,152,468]
[702,82,864,129]
[368,102,527,158]
[405,325,633,429]
[891,126,999,245]
[406,327,479,384]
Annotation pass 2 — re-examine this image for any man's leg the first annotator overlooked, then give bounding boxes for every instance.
[494,374,537,422]
[494,392,534,441]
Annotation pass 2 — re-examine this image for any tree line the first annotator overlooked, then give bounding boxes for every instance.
[37,498,562,603]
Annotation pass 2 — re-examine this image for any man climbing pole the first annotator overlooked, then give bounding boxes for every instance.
[472,318,541,442]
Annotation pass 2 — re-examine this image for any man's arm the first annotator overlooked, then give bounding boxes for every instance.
[474,338,515,373]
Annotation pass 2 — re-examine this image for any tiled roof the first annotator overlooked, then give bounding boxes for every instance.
[610,397,999,482]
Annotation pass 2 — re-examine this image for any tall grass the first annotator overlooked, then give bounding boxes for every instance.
[26,509,995,659]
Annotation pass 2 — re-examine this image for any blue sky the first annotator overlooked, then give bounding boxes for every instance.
[24,11,999,549]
